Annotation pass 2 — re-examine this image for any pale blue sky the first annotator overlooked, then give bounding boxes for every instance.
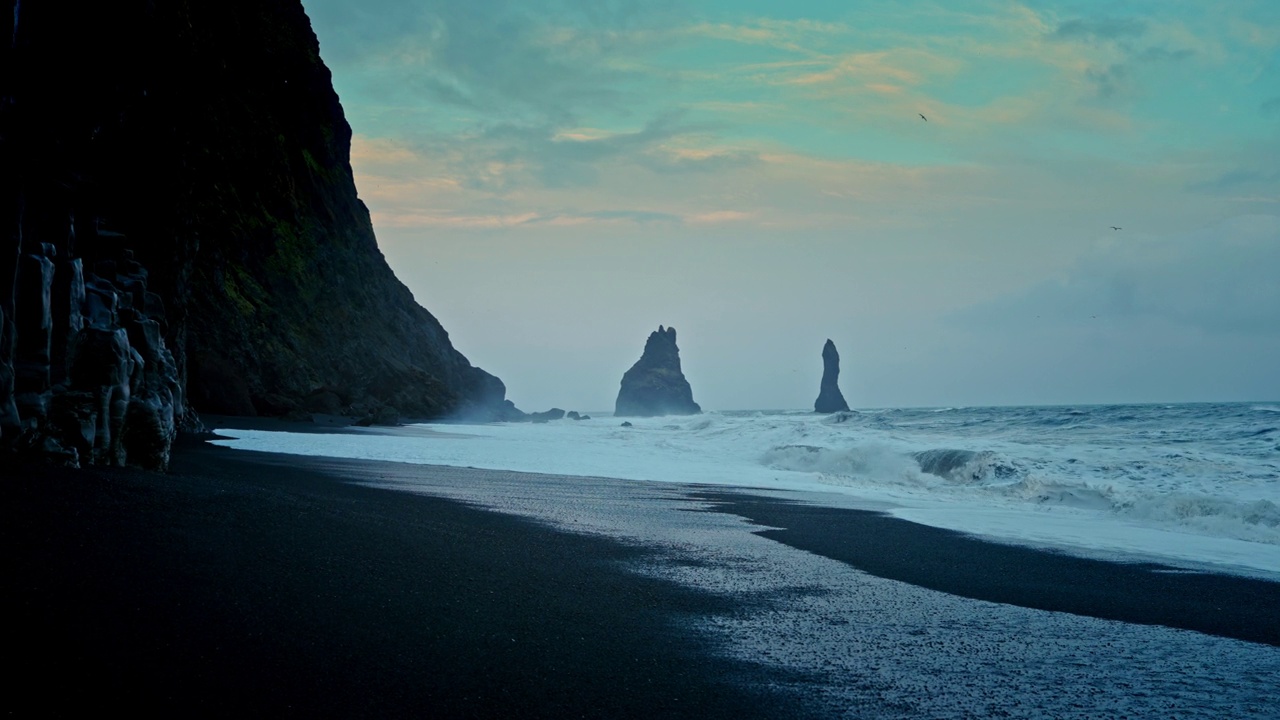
[302,0,1278,411]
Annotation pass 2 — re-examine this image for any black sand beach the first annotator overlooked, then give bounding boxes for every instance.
[7,432,1279,717]
[700,493,1280,647]
[5,439,815,718]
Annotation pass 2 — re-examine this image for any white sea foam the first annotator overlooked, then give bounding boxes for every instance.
[211,403,1280,578]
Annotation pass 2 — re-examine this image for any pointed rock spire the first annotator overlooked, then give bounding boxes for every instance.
[814,339,850,413]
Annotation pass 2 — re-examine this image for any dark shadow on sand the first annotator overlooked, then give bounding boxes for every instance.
[5,443,815,718]
[696,492,1280,647]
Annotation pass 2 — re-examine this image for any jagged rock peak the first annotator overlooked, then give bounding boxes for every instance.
[2,0,521,454]
[814,338,850,413]
[615,325,701,417]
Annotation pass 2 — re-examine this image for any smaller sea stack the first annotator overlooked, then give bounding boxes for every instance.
[814,339,850,413]
[615,326,701,417]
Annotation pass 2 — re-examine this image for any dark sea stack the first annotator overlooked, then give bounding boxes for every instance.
[814,339,850,413]
[615,326,701,417]
[527,408,566,423]
[2,0,517,464]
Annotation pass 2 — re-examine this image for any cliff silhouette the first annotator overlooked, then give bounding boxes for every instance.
[1,0,517,467]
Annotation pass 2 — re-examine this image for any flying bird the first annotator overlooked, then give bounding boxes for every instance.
[1110,226,1122,230]
[919,113,927,121]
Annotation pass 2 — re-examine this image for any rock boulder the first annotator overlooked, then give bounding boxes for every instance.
[615,326,701,417]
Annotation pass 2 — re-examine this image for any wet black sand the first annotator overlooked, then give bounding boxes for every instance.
[5,440,813,718]
[7,434,1279,716]
[698,492,1280,647]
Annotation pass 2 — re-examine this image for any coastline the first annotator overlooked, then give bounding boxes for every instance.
[207,419,1280,647]
[698,492,1280,647]
[206,411,1280,583]
[7,427,1279,715]
[5,439,813,718]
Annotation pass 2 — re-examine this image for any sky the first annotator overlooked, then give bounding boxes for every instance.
[300,0,1279,412]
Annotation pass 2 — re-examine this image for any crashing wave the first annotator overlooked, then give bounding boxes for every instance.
[684,416,716,432]
[1121,496,1280,542]
[1001,476,1116,511]
[760,444,920,481]
[912,448,1020,485]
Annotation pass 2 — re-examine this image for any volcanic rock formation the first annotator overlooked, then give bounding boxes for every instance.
[2,0,520,467]
[814,339,850,413]
[615,326,701,417]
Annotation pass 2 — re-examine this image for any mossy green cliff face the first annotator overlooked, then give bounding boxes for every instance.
[2,0,516,461]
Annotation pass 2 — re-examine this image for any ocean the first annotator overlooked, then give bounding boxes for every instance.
[211,401,1280,579]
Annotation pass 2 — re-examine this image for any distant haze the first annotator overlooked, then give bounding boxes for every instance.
[301,0,1280,411]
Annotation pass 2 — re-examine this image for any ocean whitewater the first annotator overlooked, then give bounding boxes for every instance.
[212,401,1279,579]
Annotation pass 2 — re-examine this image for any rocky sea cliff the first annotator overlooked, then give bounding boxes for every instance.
[1,0,518,468]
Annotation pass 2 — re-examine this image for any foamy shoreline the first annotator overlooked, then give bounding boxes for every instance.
[13,432,1276,716]
[210,404,1280,580]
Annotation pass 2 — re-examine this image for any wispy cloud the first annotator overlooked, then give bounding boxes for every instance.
[534,209,682,225]
[377,211,542,229]
[641,147,760,174]
[685,18,850,55]
[1188,168,1280,193]
[1228,16,1280,49]
[1085,63,1129,99]
[1049,17,1147,44]
[439,110,746,189]
[953,215,1280,335]
[667,5,1163,140]
[330,1,1274,236]
[1136,46,1195,63]
[783,49,950,88]
[307,0,688,126]
[1042,14,1211,104]
[687,210,754,224]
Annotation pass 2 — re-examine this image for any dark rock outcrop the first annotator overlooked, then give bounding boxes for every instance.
[2,0,519,465]
[0,235,180,468]
[615,326,700,417]
[814,339,850,413]
[527,408,566,424]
